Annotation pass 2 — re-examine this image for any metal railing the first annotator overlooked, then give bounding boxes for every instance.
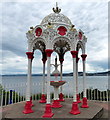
[0,82,109,107]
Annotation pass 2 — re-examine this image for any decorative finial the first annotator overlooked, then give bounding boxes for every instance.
[53,2,61,13]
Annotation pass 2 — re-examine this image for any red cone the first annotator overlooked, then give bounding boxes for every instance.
[51,100,62,108]
[59,93,65,102]
[69,102,81,115]
[39,94,46,103]
[23,101,34,114]
[42,104,54,118]
[81,97,89,108]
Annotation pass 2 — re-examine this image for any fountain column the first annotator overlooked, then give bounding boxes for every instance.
[81,54,89,108]
[76,57,81,103]
[39,57,47,103]
[69,51,80,115]
[42,49,54,118]
[23,52,34,114]
[59,58,65,101]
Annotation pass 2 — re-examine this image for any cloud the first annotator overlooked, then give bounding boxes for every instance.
[1,1,108,74]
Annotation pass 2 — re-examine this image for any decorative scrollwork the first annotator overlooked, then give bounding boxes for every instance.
[41,13,72,26]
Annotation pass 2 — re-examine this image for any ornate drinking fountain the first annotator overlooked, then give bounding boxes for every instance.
[50,56,66,108]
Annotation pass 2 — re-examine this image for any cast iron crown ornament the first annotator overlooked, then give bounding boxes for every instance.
[53,2,61,13]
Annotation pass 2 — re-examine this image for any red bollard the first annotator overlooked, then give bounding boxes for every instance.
[39,94,46,103]
[23,101,34,114]
[51,100,62,108]
[59,93,65,102]
[81,97,89,108]
[69,102,81,115]
[42,104,54,118]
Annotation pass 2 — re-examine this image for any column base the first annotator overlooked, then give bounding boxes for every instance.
[59,93,65,102]
[39,94,46,103]
[77,94,81,103]
[42,104,54,118]
[81,97,89,108]
[51,100,62,108]
[23,101,34,114]
[69,102,81,115]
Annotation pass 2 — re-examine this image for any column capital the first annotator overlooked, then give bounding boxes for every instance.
[42,57,47,64]
[59,58,64,64]
[26,52,34,59]
[81,54,87,61]
[76,57,80,63]
[45,49,53,57]
[70,51,78,58]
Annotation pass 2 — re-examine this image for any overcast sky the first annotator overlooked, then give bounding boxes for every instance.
[1,1,108,75]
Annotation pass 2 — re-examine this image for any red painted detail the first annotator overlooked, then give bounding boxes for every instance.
[59,81,64,82]
[81,97,89,108]
[77,94,81,103]
[23,101,34,114]
[59,58,64,64]
[26,52,34,59]
[51,100,62,108]
[45,49,53,57]
[39,94,46,103]
[57,26,67,36]
[76,57,80,63]
[81,54,87,61]
[42,58,47,64]
[69,102,81,115]
[59,93,65,102]
[42,104,54,118]
[71,51,78,58]
[79,32,82,40]
[35,27,42,37]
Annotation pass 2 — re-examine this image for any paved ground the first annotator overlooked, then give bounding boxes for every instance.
[92,101,109,119]
[1,99,109,119]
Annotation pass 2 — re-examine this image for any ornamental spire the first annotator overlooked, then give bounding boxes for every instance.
[53,2,61,13]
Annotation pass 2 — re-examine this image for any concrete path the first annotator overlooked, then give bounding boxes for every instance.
[1,99,109,119]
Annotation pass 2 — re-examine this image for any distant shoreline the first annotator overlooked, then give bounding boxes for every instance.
[1,71,109,76]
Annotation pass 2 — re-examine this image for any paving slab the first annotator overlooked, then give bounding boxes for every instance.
[1,99,104,119]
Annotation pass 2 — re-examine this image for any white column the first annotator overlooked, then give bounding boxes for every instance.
[26,52,33,101]
[81,54,87,98]
[60,63,63,92]
[73,58,77,102]
[54,87,59,100]
[71,51,78,102]
[83,60,86,97]
[46,57,51,103]
[45,49,53,104]
[42,63,46,94]
[76,61,78,95]
[76,58,79,95]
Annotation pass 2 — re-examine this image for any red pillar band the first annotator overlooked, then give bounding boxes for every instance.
[45,49,53,57]
[23,101,34,114]
[39,94,46,103]
[51,100,62,108]
[42,104,54,118]
[42,58,47,64]
[59,58,64,64]
[81,97,89,108]
[81,54,87,61]
[26,52,34,59]
[76,57,80,63]
[71,51,78,58]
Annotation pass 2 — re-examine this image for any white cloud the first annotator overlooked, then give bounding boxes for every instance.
[1,1,108,74]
